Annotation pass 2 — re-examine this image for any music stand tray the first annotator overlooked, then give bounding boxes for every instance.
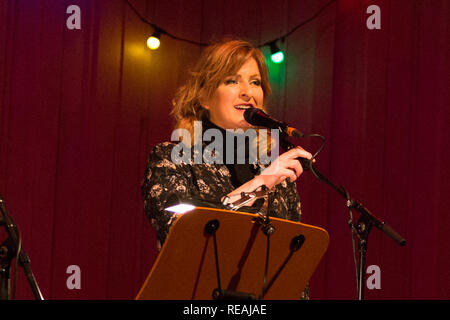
[136,207,329,300]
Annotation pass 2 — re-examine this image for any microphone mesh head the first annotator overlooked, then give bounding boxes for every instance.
[243,107,257,123]
[243,107,269,127]
[244,107,281,130]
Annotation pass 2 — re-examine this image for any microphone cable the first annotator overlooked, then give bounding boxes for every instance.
[300,133,326,180]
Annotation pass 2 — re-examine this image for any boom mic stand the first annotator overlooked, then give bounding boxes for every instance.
[0,194,44,300]
[280,133,406,300]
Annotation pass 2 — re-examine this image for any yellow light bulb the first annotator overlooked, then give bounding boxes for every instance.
[147,36,160,50]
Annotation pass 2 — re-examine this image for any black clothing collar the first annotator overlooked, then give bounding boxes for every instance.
[201,118,259,188]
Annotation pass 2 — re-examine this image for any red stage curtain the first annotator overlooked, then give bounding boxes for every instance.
[0,0,448,299]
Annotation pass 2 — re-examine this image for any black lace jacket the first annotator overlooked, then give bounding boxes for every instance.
[141,141,302,248]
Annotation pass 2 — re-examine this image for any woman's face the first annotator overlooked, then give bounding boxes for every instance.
[203,58,264,130]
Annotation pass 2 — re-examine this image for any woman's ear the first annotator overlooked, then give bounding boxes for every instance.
[199,97,210,110]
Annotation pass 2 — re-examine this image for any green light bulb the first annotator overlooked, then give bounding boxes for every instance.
[271,51,284,64]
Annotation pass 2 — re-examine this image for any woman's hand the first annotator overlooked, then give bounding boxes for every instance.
[258,146,313,190]
[226,146,313,203]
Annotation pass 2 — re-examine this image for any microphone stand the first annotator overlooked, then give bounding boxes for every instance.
[0,194,44,300]
[279,134,406,300]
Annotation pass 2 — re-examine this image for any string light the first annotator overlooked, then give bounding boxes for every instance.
[124,0,337,58]
[124,0,208,49]
[147,30,161,50]
[269,41,284,64]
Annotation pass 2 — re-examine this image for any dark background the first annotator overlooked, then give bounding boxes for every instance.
[0,0,449,299]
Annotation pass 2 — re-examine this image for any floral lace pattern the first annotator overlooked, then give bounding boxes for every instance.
[141,141,309,299]
[141,142,302,247]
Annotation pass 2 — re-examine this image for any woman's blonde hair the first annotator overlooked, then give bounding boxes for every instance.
[171,39,272,140]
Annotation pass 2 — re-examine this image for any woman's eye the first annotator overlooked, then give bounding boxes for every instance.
[251,79,261,86]
[224,79,237,85]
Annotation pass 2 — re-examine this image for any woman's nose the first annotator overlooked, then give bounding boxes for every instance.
[239,83,250,100]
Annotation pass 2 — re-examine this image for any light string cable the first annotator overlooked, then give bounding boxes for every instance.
[123,0,209,47]
[124,0,338,50]
[257,0,338,48]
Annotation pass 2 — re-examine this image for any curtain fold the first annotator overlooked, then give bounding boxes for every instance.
[0,0,448,299]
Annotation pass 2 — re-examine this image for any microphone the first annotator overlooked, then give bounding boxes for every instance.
[244,107,304,138]
[244,107,313,171]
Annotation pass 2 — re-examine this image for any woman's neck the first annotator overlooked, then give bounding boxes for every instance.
[201,117,252,164]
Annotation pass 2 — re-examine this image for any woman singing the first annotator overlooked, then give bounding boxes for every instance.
[142,39,312,251]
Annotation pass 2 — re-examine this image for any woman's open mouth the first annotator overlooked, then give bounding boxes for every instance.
[234,104,253,111]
